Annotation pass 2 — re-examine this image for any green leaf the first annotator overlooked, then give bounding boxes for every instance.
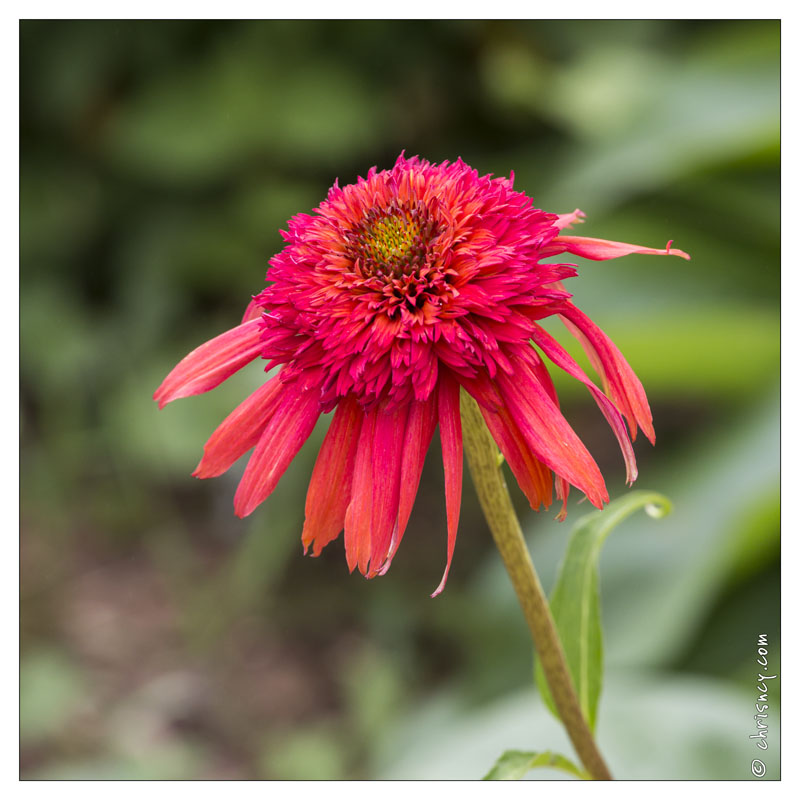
[535,491,672,731]
[483,749,588,780]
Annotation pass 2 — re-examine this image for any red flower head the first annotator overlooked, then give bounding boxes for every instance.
[154,154,688,595]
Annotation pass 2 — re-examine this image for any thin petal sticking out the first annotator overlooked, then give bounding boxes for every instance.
[432,373,463,597]
[154,319,264,409]
[552,235,690,261]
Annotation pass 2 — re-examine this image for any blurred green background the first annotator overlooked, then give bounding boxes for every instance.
[20,20,779,780]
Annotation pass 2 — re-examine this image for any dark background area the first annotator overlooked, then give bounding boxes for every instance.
[20,19,779,779]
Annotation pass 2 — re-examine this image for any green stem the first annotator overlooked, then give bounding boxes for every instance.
[459,390,612,781]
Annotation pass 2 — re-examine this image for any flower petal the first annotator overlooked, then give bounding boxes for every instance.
[554,208,585,230]
[366,402,410,577]
[154,319,264,409]
[344,408,377,574]
[377,393,439,576]
[233,383,321,517]
[496,364,608,508]
[559,302,655,444]
[471,388,553,511]
[522,353,571,518]
[193,374,284,479]
[301,396,363,557]
[530,325,638,484]
[432,372,463,597]
[552,235,690,261]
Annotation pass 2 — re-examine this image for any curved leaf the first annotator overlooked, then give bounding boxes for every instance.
[535,490,672,730]
[483,749,588,780]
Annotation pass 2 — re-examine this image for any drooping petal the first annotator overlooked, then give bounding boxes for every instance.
[367,402,410,577]
[552,235,690,261]
[193,374,284,479]
[460,371,554,509]
[301,396,363,557]
[377,393,439,575]
[472,391,553,511]
[495,365,608,508]
[522,355,572,519]
[558,302,655,444]
[530,325,638,484]
[432,373,463,597]
[233,383,321,517]
[344,409,377,574]
[154,319,264,409]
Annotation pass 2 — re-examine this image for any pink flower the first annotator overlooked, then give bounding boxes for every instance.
[154,154,689,595]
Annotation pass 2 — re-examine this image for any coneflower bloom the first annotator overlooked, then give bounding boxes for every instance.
[154,154,688,595]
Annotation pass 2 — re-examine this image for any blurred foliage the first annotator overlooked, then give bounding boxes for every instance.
[20,20,778,780]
